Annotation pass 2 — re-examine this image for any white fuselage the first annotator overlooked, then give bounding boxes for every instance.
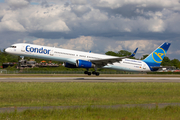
[5,43,151,72]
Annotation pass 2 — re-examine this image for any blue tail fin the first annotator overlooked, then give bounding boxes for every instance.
[143,42,171,67]
[129,48,138,57]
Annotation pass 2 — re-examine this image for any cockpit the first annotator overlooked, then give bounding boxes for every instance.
[9,46,16,48]
[5,45,17,54]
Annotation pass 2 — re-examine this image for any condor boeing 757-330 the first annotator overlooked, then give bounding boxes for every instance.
[5,42,171,76]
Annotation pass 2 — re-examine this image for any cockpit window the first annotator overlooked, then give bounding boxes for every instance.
[10,46,16,48]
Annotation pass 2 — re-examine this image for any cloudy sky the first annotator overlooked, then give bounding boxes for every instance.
[0,0,180,59]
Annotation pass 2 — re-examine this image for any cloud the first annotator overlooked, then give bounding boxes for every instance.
[6,0,31,9]
[71,5,91,17]
[0,0,178,38]
[0,0,179,60]
[0,20,26,32]
[32,38,45,45]
[30,36,95,52]
[59,36,95,51]
[70,0,88,5]
[175,50,180,54]
[94,0,180,9]
[0,4,70,33]
[105,45,122,52]
[115,40,159,52]
[41,20,70,32]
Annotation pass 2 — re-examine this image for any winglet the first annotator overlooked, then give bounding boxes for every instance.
[129,48,138,57]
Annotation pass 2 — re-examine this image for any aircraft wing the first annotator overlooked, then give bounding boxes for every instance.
[90,48,138,66]
[90,57,124,66]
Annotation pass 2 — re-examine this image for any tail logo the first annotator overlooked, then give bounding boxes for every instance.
[152,47,166,63]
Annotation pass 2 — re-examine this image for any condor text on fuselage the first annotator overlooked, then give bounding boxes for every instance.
[25,45,51,55]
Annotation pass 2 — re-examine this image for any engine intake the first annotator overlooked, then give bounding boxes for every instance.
[63,62,77,68]
[76,60,95,68]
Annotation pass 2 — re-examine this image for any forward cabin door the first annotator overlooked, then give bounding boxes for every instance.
[21,45,25,52]
[50,48,54,56]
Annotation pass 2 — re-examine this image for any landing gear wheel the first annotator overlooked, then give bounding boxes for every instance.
[84,70,91,75]
[95,72,100,76]
[88,72,91,75]
[84,71,88,74]
[92,71,100,76]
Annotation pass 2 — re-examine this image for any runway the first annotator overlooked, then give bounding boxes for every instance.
[1,77,180,82]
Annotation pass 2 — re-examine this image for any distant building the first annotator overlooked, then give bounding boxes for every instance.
[157,66,178,72]
[17,59,36,69]
[2,62,16,68]
[3,59,59,69]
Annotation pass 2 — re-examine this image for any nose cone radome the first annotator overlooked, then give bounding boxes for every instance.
[5,48,9,53]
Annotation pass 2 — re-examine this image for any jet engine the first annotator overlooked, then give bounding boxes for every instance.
[62,62,77,68]
[76,60,95,68]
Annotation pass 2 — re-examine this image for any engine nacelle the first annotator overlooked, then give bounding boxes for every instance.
[76,60,95,68]
[63,62,77,68]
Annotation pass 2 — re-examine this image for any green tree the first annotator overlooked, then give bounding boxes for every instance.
[105,51,119,57]
[105,50,135,59]
[171,59,180,68]
[161,56,172,66]
[0,49,18,66]
[118,50,131,57]
[141,55,148,60]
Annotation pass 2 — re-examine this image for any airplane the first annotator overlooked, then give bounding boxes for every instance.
[5,42,171,76]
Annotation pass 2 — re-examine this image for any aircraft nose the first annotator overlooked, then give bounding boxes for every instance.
[5,48,9,53]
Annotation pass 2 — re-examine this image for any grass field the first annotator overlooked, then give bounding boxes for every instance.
[1,82,180,107]
[1,82,180,119]
[1,106,180,120]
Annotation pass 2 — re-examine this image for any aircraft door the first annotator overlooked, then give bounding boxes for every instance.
[21,45,25,52]
[143,63,146,69]
[50,48,54,56]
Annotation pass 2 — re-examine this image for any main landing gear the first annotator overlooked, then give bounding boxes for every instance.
[84,71,91,75]
[92,71,100,76]
[84,70,100,76]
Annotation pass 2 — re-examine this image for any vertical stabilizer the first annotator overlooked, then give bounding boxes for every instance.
[143,42,171,67]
